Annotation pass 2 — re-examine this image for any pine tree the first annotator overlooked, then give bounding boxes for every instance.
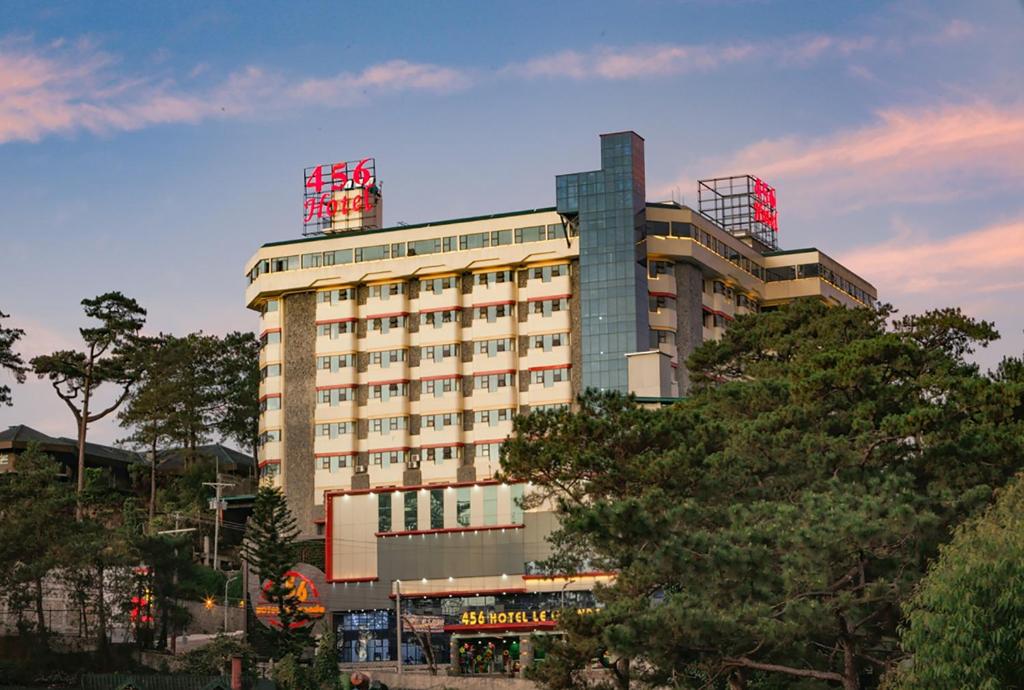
[0,309,27,406]
[312,629,341,690]
[243,485,311,659]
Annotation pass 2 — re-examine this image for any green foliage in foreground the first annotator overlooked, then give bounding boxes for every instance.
[501,299,1024,690]
[890,472,1024,689]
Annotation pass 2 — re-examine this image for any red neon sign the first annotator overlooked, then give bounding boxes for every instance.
[752,178,778,232]
[256,570,325,629]
[303,158,378,226]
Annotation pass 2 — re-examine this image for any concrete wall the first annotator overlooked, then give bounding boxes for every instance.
[283,291,317,537]
[673,262,704,392]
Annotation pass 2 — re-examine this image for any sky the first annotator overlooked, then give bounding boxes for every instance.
[1,0,1022,445]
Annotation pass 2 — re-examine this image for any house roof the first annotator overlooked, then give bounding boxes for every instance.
[156,443,255,473]
[0,425,146,466]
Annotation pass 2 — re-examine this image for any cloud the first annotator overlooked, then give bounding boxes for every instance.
[0,37,471,145]
[838,217,1024,364]
[663,100,1024,213]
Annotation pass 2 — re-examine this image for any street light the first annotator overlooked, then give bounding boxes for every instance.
[224,571,241,632]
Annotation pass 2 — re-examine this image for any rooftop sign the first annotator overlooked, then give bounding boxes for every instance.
[303,157,382,236]
[696,175,779,250]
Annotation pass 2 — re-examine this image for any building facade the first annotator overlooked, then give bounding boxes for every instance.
[243,132,875,665]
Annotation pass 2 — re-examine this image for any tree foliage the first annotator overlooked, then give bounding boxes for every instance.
[501,300,1024,690]
[0,309,27,406]
[889,469,1024,689]
[243,485,311,658]
[31,292,146,496]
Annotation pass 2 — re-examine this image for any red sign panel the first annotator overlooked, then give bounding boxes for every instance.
[752,178,778,232]
[255,569,326,629]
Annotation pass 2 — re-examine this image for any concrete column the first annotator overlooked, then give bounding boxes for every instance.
[674,263,704,392]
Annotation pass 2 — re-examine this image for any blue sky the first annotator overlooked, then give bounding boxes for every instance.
[2,0,1022,444]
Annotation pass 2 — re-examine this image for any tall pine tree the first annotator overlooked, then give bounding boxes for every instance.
[243,485,311,659]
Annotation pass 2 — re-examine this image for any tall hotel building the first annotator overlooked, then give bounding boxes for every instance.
[244,132,875,665]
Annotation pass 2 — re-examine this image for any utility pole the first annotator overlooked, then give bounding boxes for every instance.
[224,572,240,632]
[395,580,403,675]
[203,481,234,571]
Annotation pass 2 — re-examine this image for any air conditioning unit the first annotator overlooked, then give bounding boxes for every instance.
[354,465,369,475]
[405,459,421,470]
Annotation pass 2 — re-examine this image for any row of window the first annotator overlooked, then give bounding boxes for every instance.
[305,334,569,366]
[248,223,573,283]
[310,368,571,404]
[311,302,568,338]
[766,263,874,305]
[278,408,518,443]
[375,485,525,532]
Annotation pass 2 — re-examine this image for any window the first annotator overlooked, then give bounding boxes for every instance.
[378,493,392,532]
[531,298,568,317]
[420,309,458,328]
[317,320,354,338]
[317,354,354,371]
[422,412,461,429]
[420,343,459,362]
[369,315,407,333]
[671,222,693,237]
[423,445,459,463]
[316,421,355,438]
[370,382,408,401]
[472,270,513,286]
[532,403,569,413]
[369,349,406,368]
[260,331,281,347]
[460,232,489,250]
[475,338,514,357]
[473,372,513,392]
[371,416,408,434]
[456,488,471,527]
[474,408,513,426]
[649,295,676,311]
[404,491,418,531]
[423,377,459,397]
[260,299,279,314]
[408,238,441,256]
[317,288,355,304]
[530,264,567,282]
[259,395,281,412]
[648,261,673,278]
[368,283,405,300]
[370,449,405,467]
[532,333,568,352]
[483,486,498,526]
[322,249,353,266]
[430,489,444,529]
[477,304,513,322]
[258,429,281,446]
[515,225,547,243]
[510,485,524,524]
[301,252,322,269]
[271,255,298,272]
[419,276,455,294]
[260,363,281,380]
[316,387,353,405]
[530,367,569,387]
[645,220,670,237]
[477,442,503,460]
[355,244,390,262]
[650,329,672,346]
[319,454,351,471]
[260,463,280,480]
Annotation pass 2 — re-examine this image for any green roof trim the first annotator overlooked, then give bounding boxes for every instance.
[634,396,686,405]
[222,494,256,503]
[261,206,559,249]
[761,247,820,257]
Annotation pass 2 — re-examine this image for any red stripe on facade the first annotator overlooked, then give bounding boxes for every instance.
[376,523,523,539]
[521,571,617,580]
[325,490,334,581]
[419,373,462,382]
[258,393,281,402]
[526,293,571,303]
[258,460,280,469]
[471,369,516,377]
[418,305,463,314]
[648,291,677,298]
[314,451,358,458]
[527,363,572,372]
[472,438,509,445]
[471,300,515,308]
[314,317,357,326]
[701,306,735,321]
[367,446,412,453]
[366,311,409,319]
[259,327,282,338]
[314,383,357,391]
[418,441,466,450]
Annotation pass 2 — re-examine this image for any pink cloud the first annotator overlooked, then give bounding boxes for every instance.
[662,100,1024,214]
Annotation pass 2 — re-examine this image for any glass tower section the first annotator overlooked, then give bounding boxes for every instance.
[556,131,649,392]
